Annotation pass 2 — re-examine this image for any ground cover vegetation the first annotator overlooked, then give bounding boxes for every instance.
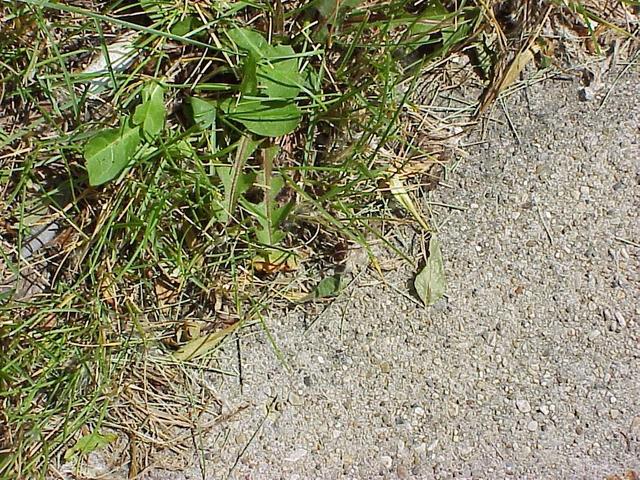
[1,0,637,476]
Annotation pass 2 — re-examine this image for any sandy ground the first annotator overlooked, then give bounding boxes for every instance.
[87,68,639,480]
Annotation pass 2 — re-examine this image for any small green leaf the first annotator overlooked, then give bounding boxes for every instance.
[85,123,140,186]
[257,45,302,99]
[241,148,293,246]
[64,430,117,462]
[227,27,269,59]
[167,139,195,159]
[133,82,165,138]
[215,135,260,223]
[171,17,192,37]
[414,236,446,306]
[313,275,343,298]
[190,97,217,129]
[217,167,256,220]
[171,16,203,37]
[220,98,301,137]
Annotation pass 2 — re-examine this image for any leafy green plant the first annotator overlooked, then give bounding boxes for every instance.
[84,123,141,186]
[84,81,166,185]
[133,82,166,138]
[216,27,305,137]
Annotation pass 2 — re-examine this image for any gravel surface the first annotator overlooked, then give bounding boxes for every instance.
[141,70,639,480]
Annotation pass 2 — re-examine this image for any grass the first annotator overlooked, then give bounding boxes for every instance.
[1,0,637,477]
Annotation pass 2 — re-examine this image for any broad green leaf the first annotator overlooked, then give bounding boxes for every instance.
[64,430,117,461]
[251,200,293,245]
[414,236,446,306]
[85,123,140,186]
[257,45,302,99]
[217,167,256,222]
[227,27,269,59]
[219,98,301,137]
[190,97,216,129]
[410,0,448,35]
[240,53,258,95]
[133,82,165,138]
[442,21,472,51]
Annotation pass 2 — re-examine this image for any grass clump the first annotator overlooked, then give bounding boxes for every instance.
[1,0,637,476]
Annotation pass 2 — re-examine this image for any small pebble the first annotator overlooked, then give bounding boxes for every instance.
[397,465,409,479]
[505,461,516,475]
[285,448,308,462]
[516,399,531,413]
[380,361,391,374]
[615,311,626,328]
[288,392,304,406]
[527,420,538,432]
[588,329,601,341]
[380,455,393,469]
[235,433,248,445]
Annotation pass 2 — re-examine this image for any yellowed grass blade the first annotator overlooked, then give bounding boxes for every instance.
[389,174,431,232]
[174,321,242,361]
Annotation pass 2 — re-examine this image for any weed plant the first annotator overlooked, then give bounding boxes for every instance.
[1,0,635,476]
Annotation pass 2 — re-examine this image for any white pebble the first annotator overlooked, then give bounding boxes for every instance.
[285,448,308,462]
[380,455,393,469]
[516,399,531,413]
